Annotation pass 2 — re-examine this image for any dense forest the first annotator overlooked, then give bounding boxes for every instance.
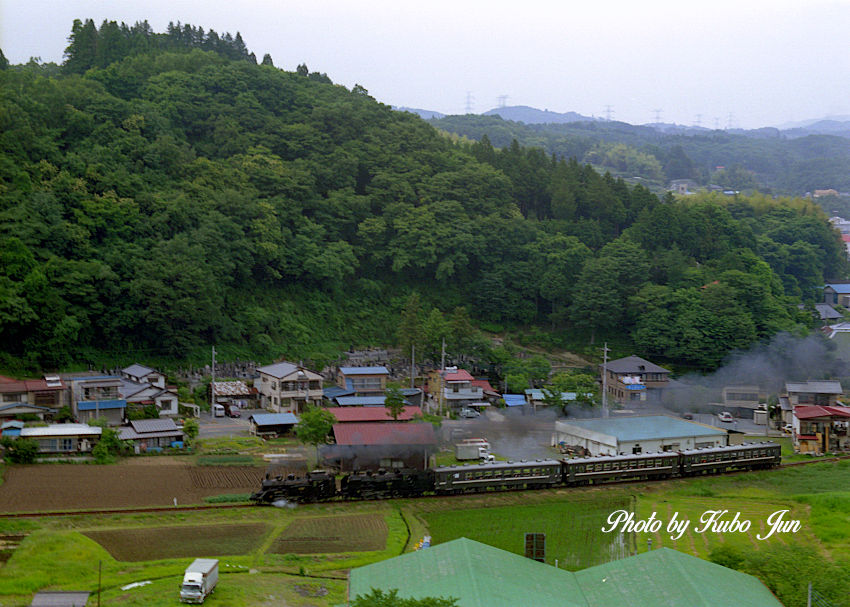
[0,20,846,373]
[431,114,850,198]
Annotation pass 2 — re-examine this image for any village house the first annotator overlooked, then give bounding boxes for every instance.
[792,405,850,455]
[784,380,843,407]
[0,375,65,420]
[336,366,389,395]
[330,405,422,423]
[20,423,102,454]
[63,374,126,426]
[427,367,483,410]
[255,361,322,414]
[118,418,184,451]
[601,355,671,404]
[321,422,437,471]
[249,412,298,438]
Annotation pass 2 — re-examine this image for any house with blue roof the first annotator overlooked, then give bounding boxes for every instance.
[64,374,127,426]
[336,366,389,395]
[823,282,850,306]
[554,415,727,456]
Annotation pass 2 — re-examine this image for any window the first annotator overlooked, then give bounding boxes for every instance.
[271,382,277,391]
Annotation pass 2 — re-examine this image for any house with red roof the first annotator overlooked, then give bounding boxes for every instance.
[427,367,484,411]
[321,422,437,471]
[793,404,850,455]
[0,375,66,420]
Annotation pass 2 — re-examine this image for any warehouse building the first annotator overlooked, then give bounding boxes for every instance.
[554,415,727,456]
[349,538,783,607]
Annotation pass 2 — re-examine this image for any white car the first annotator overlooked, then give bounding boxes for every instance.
[459,407,480,418]
[717,412,734,423]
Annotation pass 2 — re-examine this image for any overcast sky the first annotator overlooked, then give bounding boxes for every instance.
[2,0,849,129]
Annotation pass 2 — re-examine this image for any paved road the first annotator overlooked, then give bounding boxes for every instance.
[197,407,264,438]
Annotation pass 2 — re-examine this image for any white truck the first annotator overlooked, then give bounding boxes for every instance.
[455,438,494,461]
[180,558,219,604]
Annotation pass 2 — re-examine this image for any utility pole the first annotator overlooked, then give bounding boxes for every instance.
[602,343,609,418]
[440,338,446,416]
[211,345,216,412]
[410,344,415,389]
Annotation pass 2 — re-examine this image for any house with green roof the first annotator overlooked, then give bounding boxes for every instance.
[349,539,784,607]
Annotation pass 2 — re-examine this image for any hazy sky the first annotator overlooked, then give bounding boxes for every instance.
[2,0,849,129]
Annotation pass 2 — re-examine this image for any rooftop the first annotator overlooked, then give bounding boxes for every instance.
[825,283,850,294]
[21,424,102,438]
[249,413,299,426]
[557,415,726,442]
[333,422,436,446]
[257,361,320,380]
[339,366,390,375]
[785,380,843,394]
[330,406,421,423]
[794,405,850,420]
[212,380,252,396]
[129,418,180,433]
[121,363,157,378]
[604,355,670,375]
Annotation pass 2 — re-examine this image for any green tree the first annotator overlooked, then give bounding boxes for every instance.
[261,53,274,66]
[351,589,458,607]
[92,426,125,464]
[0,437,39,464]
[384,387,406,421]
[182,418,199,443]
[295,406,336,462]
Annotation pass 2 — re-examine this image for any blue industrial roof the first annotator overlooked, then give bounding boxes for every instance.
[825,283,850,294]
[339,366,390,375]
[525,389,579,402]
[323,386,356,399]
[335,396,393,406]
[562,415,726,441]
[250,413,298,426]
[503,394,527,407]
[76,399,126,410]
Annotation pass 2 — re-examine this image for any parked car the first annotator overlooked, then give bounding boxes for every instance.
[226,409,241,418]
[459,407,480,418]
[682,413,694,420]
[717,412,734,423]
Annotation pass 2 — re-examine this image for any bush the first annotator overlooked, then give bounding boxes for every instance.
[0,437,38,464]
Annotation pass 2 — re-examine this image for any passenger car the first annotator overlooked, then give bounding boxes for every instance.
[717,412,734,423]
[459,407,480,418]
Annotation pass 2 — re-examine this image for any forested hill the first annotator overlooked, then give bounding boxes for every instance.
[430,114,850,198]
[0,21,846,372]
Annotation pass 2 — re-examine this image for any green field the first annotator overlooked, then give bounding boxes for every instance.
[3,461,850,607]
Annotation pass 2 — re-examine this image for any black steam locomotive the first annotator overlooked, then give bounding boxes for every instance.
[250,441,780,504]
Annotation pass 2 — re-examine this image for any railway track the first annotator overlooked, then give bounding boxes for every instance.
[3,453,848,518]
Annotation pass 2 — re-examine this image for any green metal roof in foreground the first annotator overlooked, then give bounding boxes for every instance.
[349,541,784,607]
[575,547,783,607]
[349,538,589,607]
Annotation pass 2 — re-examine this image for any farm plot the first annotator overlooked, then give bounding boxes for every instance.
[84,523,271,561]
[0,463,265,511]
[269,514,388,554]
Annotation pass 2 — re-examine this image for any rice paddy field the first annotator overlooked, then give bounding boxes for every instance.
[0,457,849,606]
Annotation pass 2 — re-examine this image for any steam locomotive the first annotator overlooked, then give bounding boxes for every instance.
[249,441,780,504]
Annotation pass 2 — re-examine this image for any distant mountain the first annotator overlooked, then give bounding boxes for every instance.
[394,106,445,120]
[482,105,597,124]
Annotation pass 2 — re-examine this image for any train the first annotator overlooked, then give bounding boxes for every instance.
[249,441,781,504]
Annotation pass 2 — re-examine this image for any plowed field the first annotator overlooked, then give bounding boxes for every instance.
[269,514,388,554]
[0,462,264,512]
[85,523,271,561]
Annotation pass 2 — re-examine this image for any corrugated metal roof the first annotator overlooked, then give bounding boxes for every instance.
[825,283,850,294]
[335,396,394,406]
[122,364,157,378]
[793,405,850,419]
[258,361,321,380]
[558,415,726,441]
[323,386,355,399]
[785,380,843,394]
[249,413,299,426]
[118,427,183,441]
[350,538,588,607]
[442,368,474,382]
[575,548,783,607]
[76,400,126,411]
[503,394,527,407]
[212,380,252,396]
[129,418,179,433]
[604,355,670,374]
[331,406,421,423]
[339,366,390,375]
[21,424,102,438]
[333,422,436,445]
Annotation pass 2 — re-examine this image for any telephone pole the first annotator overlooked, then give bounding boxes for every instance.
[210,345,216,410]
[440,338,446,416]
[601,343,610,418]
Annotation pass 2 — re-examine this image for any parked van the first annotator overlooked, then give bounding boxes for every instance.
[213,404,225,417]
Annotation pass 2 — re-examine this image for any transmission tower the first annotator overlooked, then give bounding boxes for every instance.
[604,105,614,121]
[464,91,475,113]
[497,95,509,108]
[652,108,662,123]
[694,114,702,127]
[726,112,736,130]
